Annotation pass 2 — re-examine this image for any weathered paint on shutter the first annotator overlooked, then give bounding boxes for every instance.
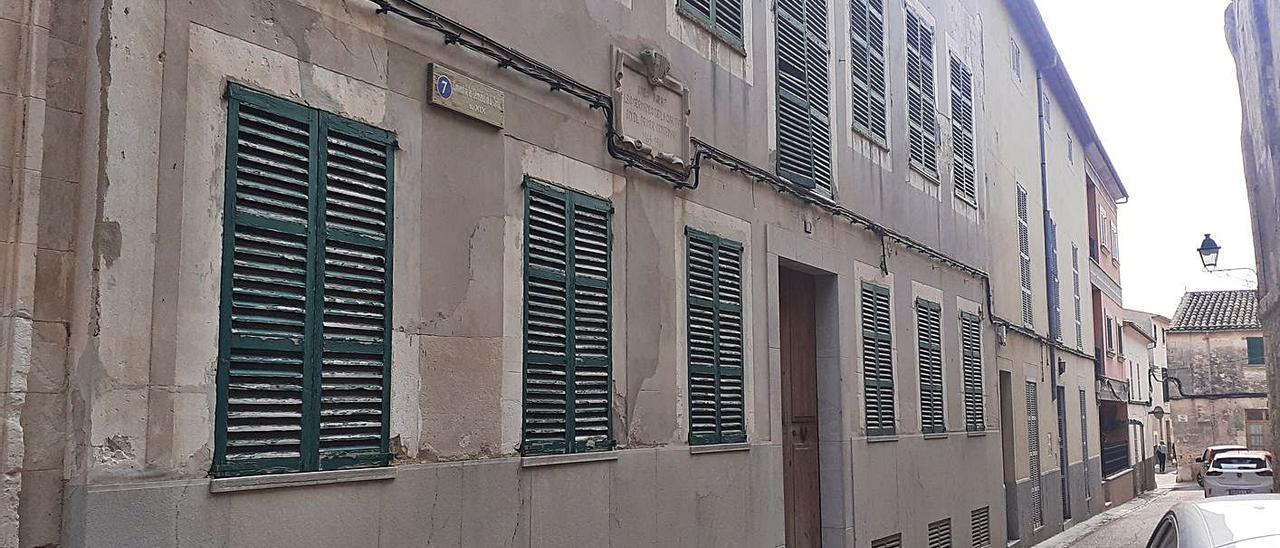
[678,0,745,51]
[961,312,984,432]
[950,55,976,203]
[1017,185,1033,327]
[927,518,952,548]
[850,0,887,145]
[776,0,832,193]
[522,179,614,455]
[905,7,938,177]
[686,229,746,445]
[1073,245,1083,349]
[1248,337,1265,364]
[570,193,613,452]
[215,85,395,477]
[862,282,895,436]
[917,298,944,434]
[318,115,395,470]
[215,88,317,476]
[1027,380,1044,527]
[971,507,991,547]
[1080,389,1090,499]
[1047,216,1062,341]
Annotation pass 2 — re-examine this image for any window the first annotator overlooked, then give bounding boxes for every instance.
[1047,219,1062,341]
[905,6,938,177]
[1105,316,1114,352]
[1099,211,1109,249]
[850,0,888,145]
[927,518,952,548]
[862,282,895,436]
[522,179,614,456]
[960,312,984,432]
[677,0,745,52]
[1247,337,1266,365]
[1010,39,1022,81]
[971,507,991,548]
[1247,409,1268,450]
[776,0,833,195]
[1072,245,1083,349]
[1117,321,1125,355]
[214,85,396,477]
[1111,221,1119,257]
[1017,185,1033,326]
[1067,133,1074,163]
[872,534,903,548]
[950,55,977,204]
[1026,381,1044,528]
[686,229,747,445]
[1150,516,1179,548]
[917,298,944,434]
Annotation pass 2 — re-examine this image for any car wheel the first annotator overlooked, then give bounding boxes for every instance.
[1196,472,1203,486]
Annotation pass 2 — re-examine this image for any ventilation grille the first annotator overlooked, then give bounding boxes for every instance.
[971,507,991,547]
[927,518,952,548]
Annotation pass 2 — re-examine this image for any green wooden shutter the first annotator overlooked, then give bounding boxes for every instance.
[317,115,395,469]
[850,0,887,144]
[949,56,976,203]
[686,229,746,445]
[522,179,613,456]
[215,85,394,477]
[862,283,895,436]
[917,298,944,434]
[677,0,745,51]
[1247,337,1265,364]
[960,312,984,432]
[1017,185,1033,326]
[776,0,831,193]
[905,7,938,177]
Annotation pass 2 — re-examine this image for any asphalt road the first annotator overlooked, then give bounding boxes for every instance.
[1038,474,1203,548]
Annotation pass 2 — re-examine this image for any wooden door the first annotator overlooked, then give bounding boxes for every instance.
[780,268,821,547]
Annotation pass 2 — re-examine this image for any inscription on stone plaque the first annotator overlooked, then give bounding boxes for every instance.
[611,48,691,170]
[429,63,505,128]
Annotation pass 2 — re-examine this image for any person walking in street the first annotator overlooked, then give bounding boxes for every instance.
[1156,441,1169,473]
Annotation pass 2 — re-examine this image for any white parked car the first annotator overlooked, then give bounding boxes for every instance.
[1147,495,1280,547]
[1202,451,1275,498]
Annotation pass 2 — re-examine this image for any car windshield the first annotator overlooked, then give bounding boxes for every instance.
[1212,457,1268,470]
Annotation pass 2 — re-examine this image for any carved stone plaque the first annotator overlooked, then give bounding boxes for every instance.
[611,47,691,170]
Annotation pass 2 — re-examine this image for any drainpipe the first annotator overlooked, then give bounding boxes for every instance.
[1037,55,1062,397]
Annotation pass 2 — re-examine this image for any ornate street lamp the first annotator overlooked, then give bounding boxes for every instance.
[1197,234,1221,269]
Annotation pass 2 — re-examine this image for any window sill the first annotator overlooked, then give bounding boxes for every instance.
[521,451,618,468]
[866,435,900,444]
[689,442,750,455]
[967,430,989,437]
[209,467,396,494]
[923,432,950,440]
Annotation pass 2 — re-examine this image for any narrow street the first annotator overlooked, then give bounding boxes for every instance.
[1038,472,1202,548]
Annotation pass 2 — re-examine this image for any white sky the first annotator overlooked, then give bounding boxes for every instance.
[1036,0,1257,318]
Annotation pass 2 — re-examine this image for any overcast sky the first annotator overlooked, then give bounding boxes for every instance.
[1036,0,1257,318]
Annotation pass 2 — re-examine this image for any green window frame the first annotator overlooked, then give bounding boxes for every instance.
[685,228,747,445]
[1247,337,1265,365]
[677,0,746,53]
[960,311,984,432]
[917,298,944,434]
[214,84,396,477]
[522,177,614,456]
[775,0,833,195]
[862,282,895,436]
[950,54,976,204]
[850,0,888,146]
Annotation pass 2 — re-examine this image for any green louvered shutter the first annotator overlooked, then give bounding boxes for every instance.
[677,0,745,51]
[950,56,976,203]
[850,0,887,145]
[318,116,395,469]
[1247,337,1265,365]
[917,298,944,434]
[686,229,746,445]
[776,0,831,194]
[960,312,984,432]
[215,85,395,477]
[905,7,938,177]
[862,283,895,436]
[522,179,614,455]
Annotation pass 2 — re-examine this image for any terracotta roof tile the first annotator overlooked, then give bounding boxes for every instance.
[1168,290,1260,331]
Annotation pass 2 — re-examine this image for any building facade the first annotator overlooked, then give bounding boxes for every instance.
[0,0,1123,546]
[1226,0,1280,494]
[1166,291,1269,483]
